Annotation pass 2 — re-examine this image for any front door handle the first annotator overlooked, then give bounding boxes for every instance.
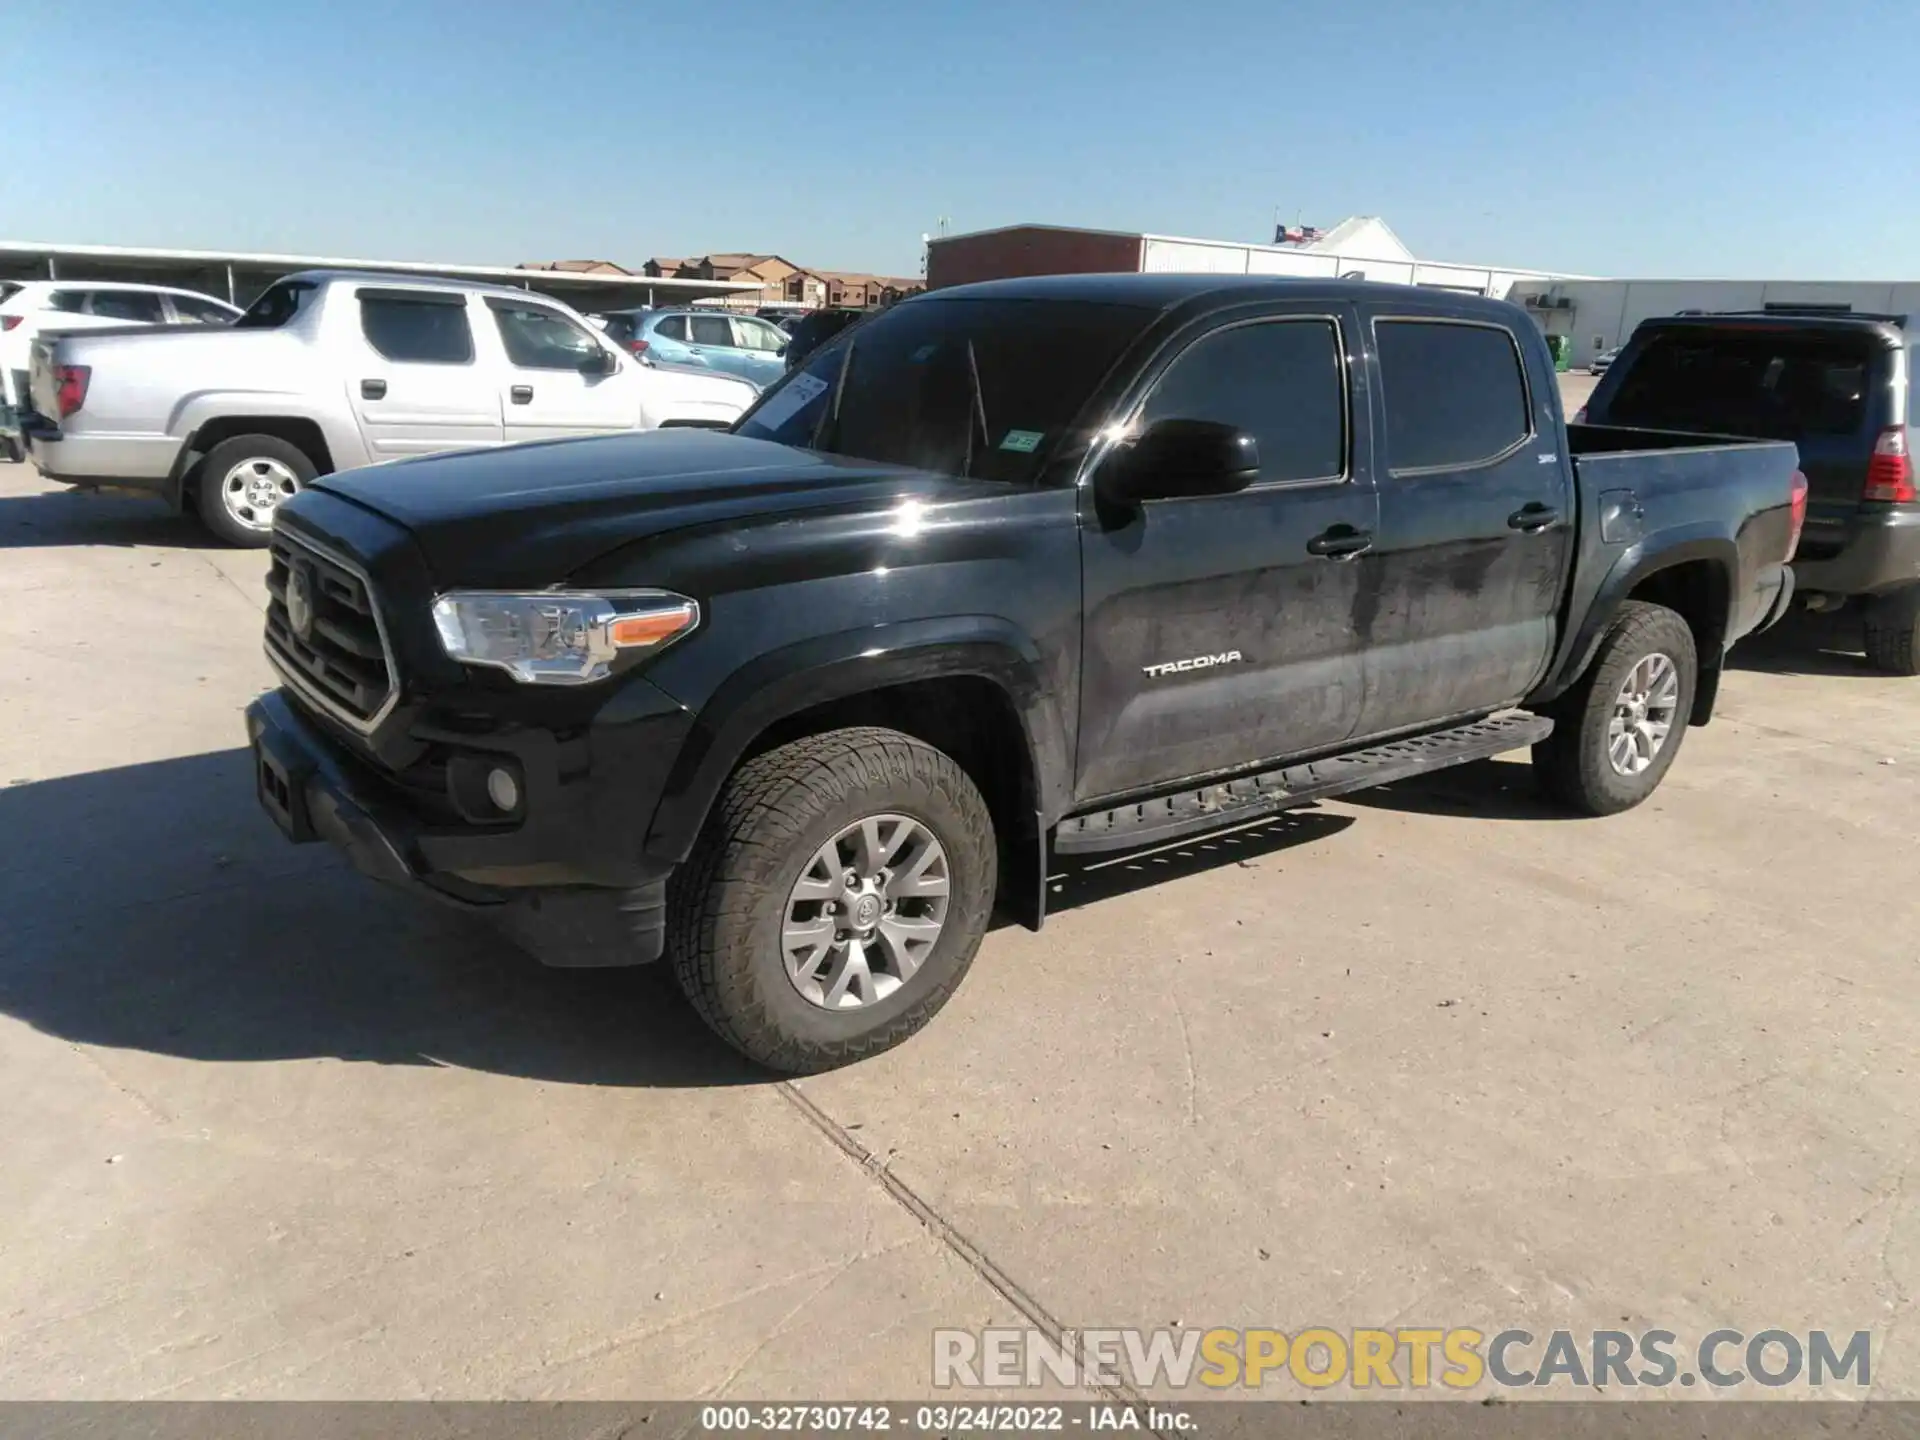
[1508,503,1561,532]
[1306,525,1374,560]
[509,385,533,405]
[360,378,386,400]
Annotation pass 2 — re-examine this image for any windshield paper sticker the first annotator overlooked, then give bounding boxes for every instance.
[999,429,1044,453]
[748,372,829,430]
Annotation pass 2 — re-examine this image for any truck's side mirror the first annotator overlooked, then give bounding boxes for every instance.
[582,347,618,376]
[1099,419,1260,505]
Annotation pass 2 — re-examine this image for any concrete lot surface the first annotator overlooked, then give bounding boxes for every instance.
[0,422,1914,1401]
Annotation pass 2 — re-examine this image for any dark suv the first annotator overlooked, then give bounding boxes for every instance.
[1584,311,1920,672]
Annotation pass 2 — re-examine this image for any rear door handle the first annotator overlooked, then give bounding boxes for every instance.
[510,385,533,405]
[1508,504,1561,532]
[360,379,387,400]
[1306,526,1374,560]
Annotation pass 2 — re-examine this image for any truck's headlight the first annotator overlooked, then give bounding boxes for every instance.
[430,590,698,685]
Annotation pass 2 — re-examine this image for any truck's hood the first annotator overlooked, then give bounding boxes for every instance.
[314,429,976,585]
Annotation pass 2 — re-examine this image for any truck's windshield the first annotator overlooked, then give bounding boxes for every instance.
[735,298,1150,482]
[1606,328,1881,439]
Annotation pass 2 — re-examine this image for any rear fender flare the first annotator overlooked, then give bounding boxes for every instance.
[1535,530,1738,709]
[642,616,1071,864]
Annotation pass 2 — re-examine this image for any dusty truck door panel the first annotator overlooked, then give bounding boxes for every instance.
[346,289,503,459]
[1075,306,1381,803]
[1350,311,1571,737]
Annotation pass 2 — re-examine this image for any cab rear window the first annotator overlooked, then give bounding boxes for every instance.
[1605,330,1881,439]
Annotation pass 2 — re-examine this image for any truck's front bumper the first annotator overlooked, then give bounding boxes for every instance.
[245,689,670,967]
[1791,507,1920,598]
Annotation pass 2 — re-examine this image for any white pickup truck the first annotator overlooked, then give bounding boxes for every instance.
[25,270,760,545]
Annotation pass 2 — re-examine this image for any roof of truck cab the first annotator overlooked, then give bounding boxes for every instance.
[280,269,572,303]
[919,272,1517,315]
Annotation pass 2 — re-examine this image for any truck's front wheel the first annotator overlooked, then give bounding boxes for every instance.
[194,434,316,547]
[669,726,997,1073]
[1533,600,1698,816]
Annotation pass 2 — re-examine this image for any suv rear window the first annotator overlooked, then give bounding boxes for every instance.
[1603,328,1879,439]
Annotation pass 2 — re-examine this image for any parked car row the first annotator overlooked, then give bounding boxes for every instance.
[20,272,759,544]
[245,273,1804,1073]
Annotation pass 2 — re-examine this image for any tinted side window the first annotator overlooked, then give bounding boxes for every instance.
[735,318,786,352]
[173,295,236,324]
[88,291,168,323]
[489,301,604,370]
[1375,319,1529,472]
[359,292,474,364]
[1139,318,1346,485]
[690,315,735,346]
[234,281,316,330]
[655,315,688,341]
[47,291,86,313]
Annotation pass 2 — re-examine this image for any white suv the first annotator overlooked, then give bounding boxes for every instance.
[1,281,241,460]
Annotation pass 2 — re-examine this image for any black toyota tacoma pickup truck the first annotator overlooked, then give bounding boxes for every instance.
[247,275,1803,1073]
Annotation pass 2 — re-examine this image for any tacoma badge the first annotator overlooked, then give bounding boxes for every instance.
[1142,650,1243,679]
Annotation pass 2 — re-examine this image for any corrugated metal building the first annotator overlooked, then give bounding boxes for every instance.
[926,217,1572,301]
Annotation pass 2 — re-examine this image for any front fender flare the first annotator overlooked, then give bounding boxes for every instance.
[642,616,1072,865]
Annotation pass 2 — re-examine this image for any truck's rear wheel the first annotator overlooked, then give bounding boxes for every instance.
[194,434,315,547]
[669,726,997,1073]
[1863,586,1920,675]
[1533,600,1698,816]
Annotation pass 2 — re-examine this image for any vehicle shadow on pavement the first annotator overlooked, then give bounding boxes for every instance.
[0,488,222,550]
[1728,609,1876,678]
[1039,808,1355,917]
[0,747,767,1088]
[1340,755,1576,822]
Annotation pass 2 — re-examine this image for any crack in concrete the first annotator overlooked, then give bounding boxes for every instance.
[777,1081,1155,1416]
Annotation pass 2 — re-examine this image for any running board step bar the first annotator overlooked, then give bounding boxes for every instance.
[1053,712,1554,856]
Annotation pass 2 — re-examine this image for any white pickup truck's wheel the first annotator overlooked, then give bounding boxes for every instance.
[669,726,996,1073]
[195,434,316,547]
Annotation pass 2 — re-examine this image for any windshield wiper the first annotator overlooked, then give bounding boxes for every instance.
[960,339,989,479]
[810,337,856,452]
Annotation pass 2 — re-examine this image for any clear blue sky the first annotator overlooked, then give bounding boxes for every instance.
[4,0,1913,280]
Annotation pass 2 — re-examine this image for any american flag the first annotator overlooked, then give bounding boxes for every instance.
[1274,224,1326,246]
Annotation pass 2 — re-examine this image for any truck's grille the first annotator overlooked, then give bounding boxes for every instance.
[265,532,398,730]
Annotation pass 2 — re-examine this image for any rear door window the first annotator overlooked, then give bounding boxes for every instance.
[1604,329,1879,439]
[1375,319,1531,472]
[47,291,86,313]
[87,291,168,323]
[690,314,736,347]
[654,315,689,341]
[358,290,475,364]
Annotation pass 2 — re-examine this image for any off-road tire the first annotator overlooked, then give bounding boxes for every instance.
[668,726,997,1073]
[1863,586,1920,675]
[193,434,316,548]
[1533,601,1698,816]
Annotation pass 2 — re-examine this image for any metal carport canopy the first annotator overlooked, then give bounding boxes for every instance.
[0,241,760,312]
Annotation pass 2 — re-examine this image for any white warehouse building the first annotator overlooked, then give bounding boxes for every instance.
[926,216,1917,372]
[1507,276,1920,368]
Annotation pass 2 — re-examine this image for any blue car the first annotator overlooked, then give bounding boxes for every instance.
[601,308,789,388]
